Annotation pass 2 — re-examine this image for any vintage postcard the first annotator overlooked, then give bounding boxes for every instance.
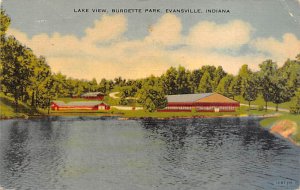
[0,0,299,189]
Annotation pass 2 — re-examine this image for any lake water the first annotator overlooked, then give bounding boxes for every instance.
[0,116,299,190]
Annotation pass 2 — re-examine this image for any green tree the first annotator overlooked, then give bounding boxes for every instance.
[229,76,242,100]
[198,71,212,93]
[99,78,110,94]
[162,67,178,95]
[114,76,126,87]
[201,65,216,80]
[0,9,10,37]
[278,58,300,93]
[37,75,57,114]
[89,78,98,92]
[216,74,233,97]
[51,73,69,97]
[212,66,226,91]
[73,79,86,96]
[118,93,128,105]
[1,37,34,111]
[238,64,252,95]
[123,86,137,97]
[176,66,191,94]
[0,9,11,93]
[290,88,300,114]
[242,76,258,109]
[137,76,167,112]
[258,59,278,111]
[65,78,77,97]
[108,80,115,91]
[270,76,293,111]
[190,69,203,93]
[29,56,51,110]
[239,64,252,78]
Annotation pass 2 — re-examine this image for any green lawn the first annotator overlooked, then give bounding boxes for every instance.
[79,105,282,118]
[58,94,294,110]
[260,114,300,144]
[0,93,35,119]
[47,99,285,118]
[103,93,142,107]
[0,91,294,122]
[235,95,295,109]
[4,91,299,144]
[103,96,119,106]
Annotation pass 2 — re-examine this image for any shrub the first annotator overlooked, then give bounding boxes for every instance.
[258,105,264,111]
[290,106,300,114]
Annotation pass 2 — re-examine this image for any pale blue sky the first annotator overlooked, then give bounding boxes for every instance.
[2,0,300,39]
[1,0,300,80]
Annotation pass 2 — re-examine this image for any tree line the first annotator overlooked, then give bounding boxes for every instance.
[118,59,299,112]
[1,9,300,113]
[0,10,116,113]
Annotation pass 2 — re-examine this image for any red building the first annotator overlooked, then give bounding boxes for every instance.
[160,93,240,112]
[80,92,105,100]
[51,101,110,111]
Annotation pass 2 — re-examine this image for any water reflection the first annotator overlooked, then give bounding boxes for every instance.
[4,121,29,176]
[140,117,300,189]
[0,118,68,189]
[0,117,299,190]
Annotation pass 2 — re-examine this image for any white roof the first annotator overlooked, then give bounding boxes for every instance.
[81,92,104,97]
[166,93,213,103]
[52,101,107,107]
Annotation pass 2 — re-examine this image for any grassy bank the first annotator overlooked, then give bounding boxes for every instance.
[260,114,300,144]
[49,105,282,118]
[0,93,44,119]
[119,107,267,118]
[0,92,292,121]
[2,91,299,146]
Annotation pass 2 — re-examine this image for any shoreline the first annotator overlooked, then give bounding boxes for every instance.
[0,112,280,120]
[2,112,298,146]
[260,117,300,146]
[116,113,278,120]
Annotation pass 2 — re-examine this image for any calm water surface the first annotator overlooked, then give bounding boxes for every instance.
[0,116,299,190]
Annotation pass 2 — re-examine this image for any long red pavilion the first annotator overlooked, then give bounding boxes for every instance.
[160,93,240,112]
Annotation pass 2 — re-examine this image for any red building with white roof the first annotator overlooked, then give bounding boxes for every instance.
[80,92,105,100]
[51,101,110,111]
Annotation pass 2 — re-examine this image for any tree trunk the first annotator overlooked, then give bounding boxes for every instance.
[21,87,25,102]
[35,90,38,108]
[276,104,278,112]
[14,87,19,112]
[47,98,50,115]
[14,97,18,113]
[248,101,251,109]
[31,90,35,112]
[265,101,268,111]
[31,91,35,107]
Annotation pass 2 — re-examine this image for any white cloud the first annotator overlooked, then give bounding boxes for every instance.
[251,33,300,64]
[186,20,253,49]
[145,13,182,46]
[83,14,127,43]
[6,14,300,80]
